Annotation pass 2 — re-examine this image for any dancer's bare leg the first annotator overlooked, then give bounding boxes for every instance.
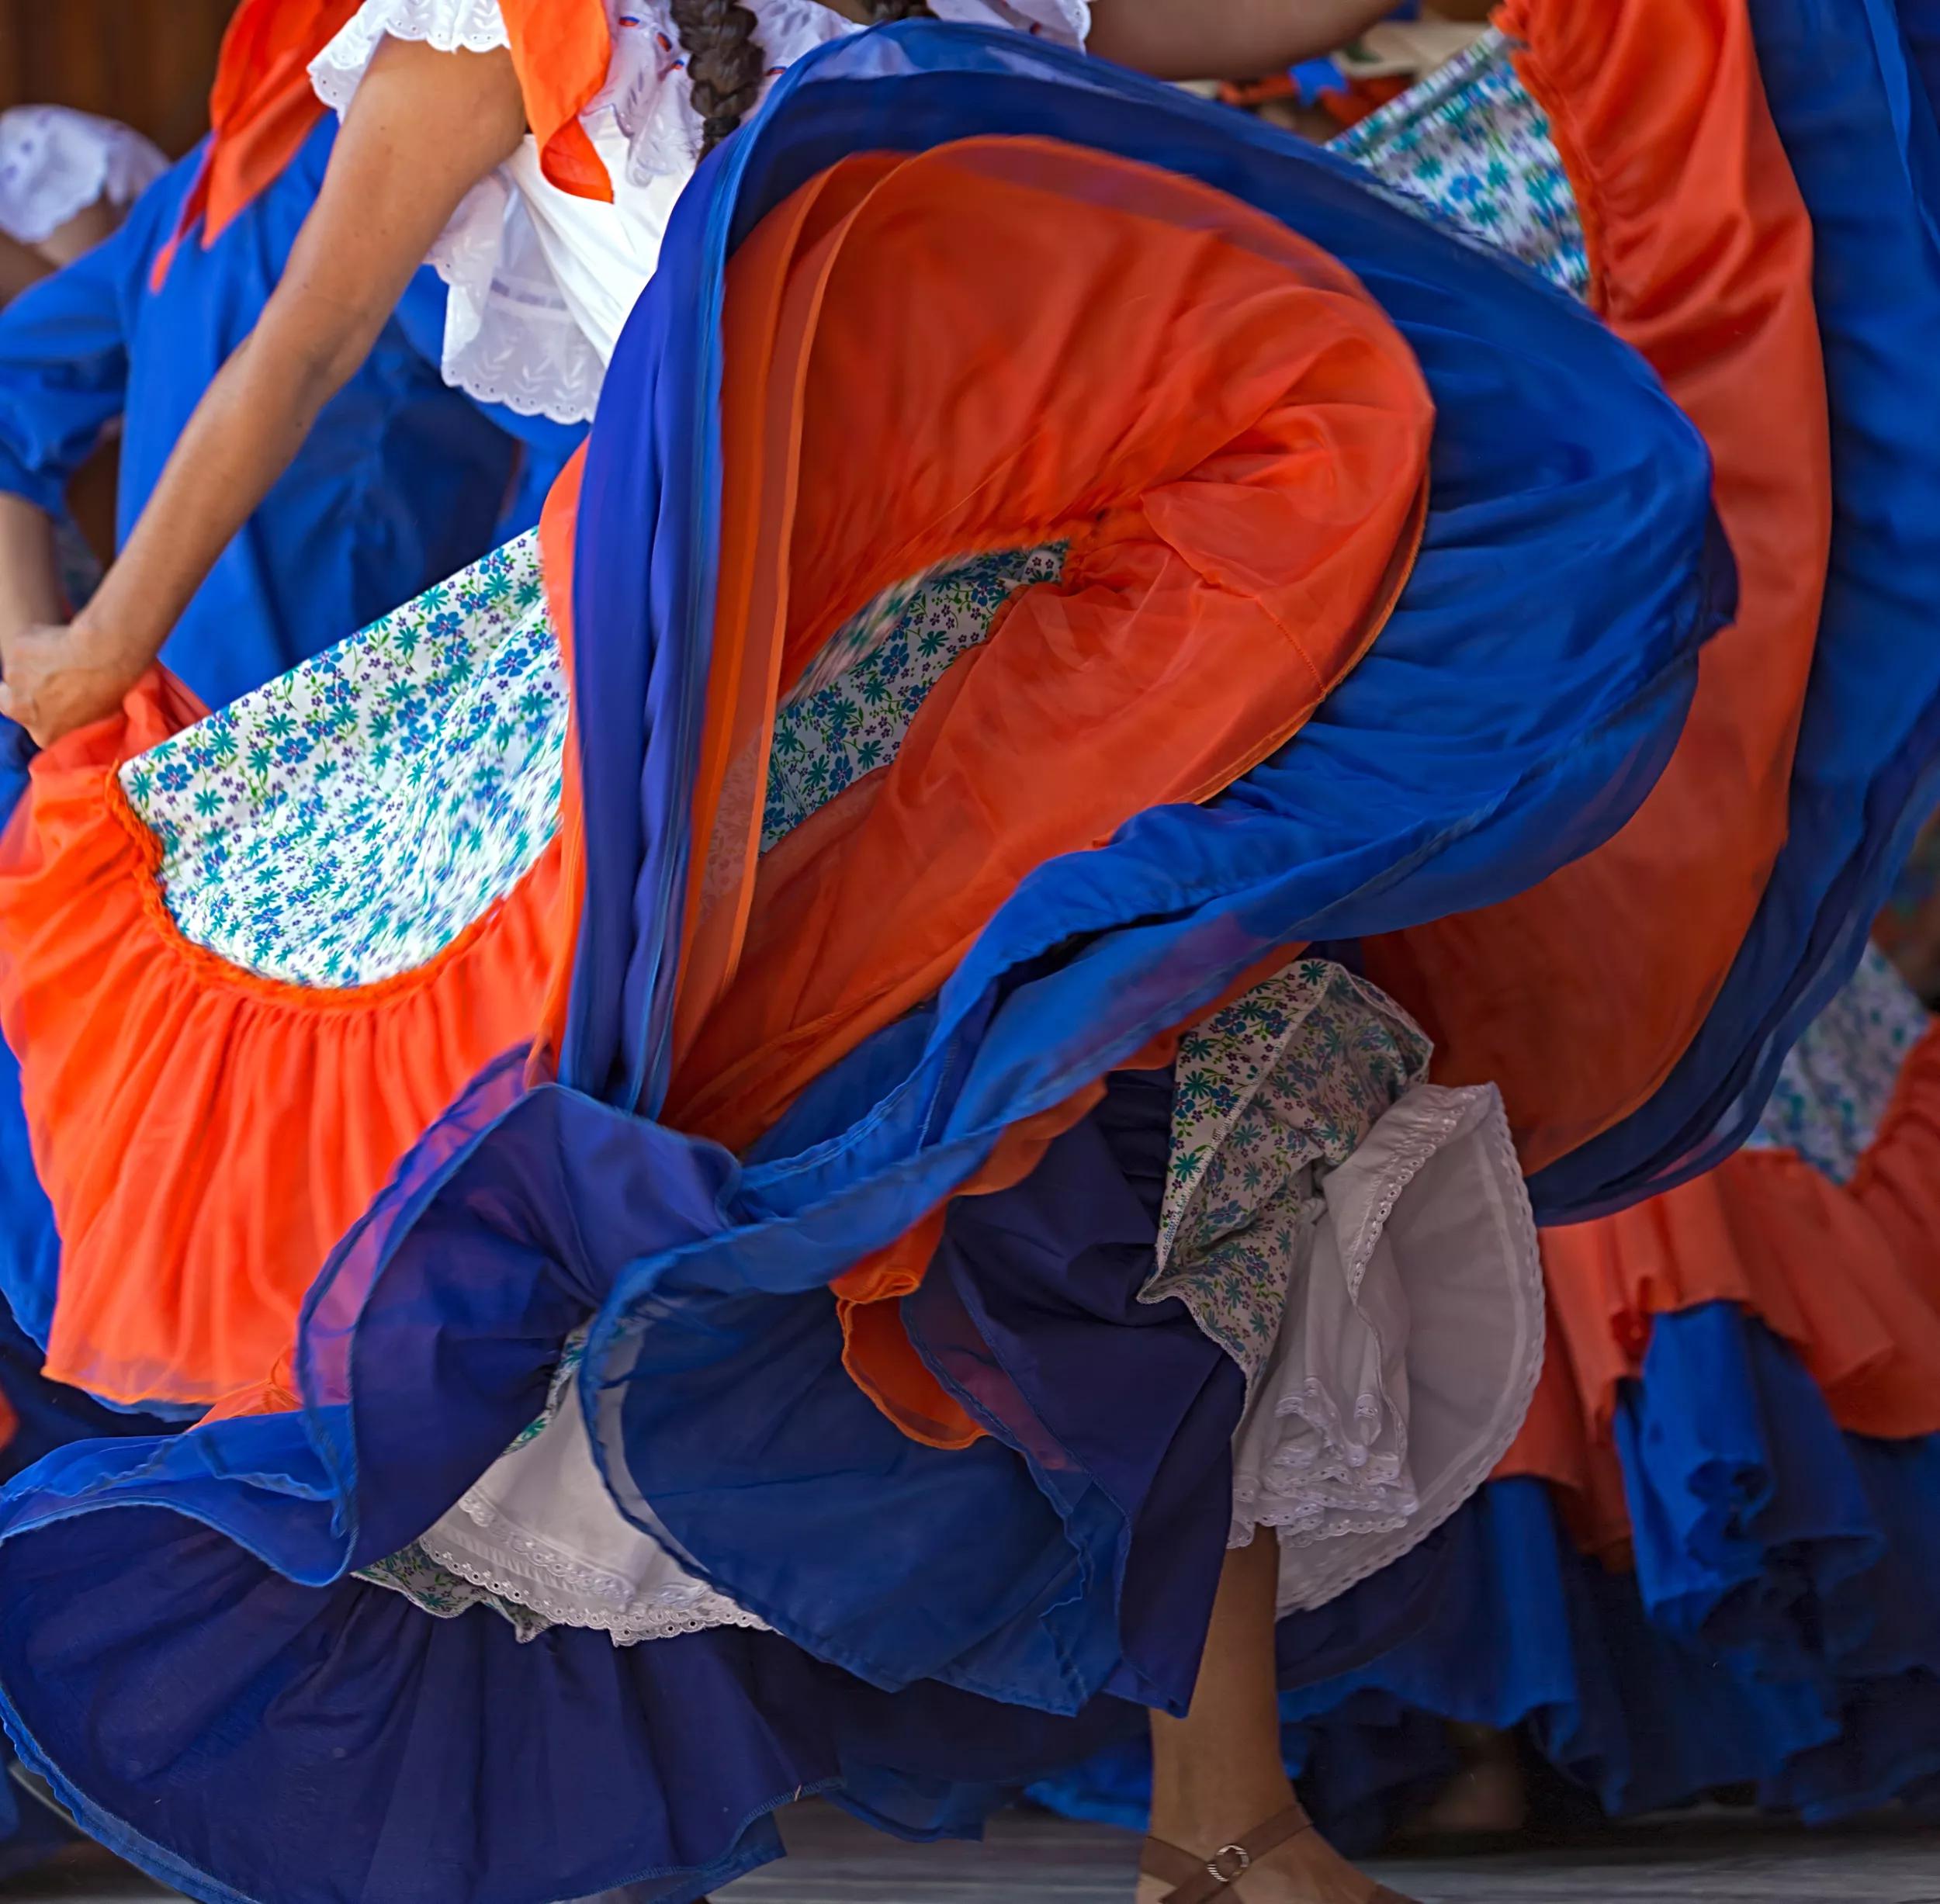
[1403,1724,1527,1840]
[1140,1532,1394,1902]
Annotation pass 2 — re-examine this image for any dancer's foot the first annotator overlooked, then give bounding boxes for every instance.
[1400,1724,1528,1842]
[1138,1795,1415,1904]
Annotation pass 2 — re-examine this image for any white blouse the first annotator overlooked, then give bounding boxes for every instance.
[312,0,1091,422]
[0,107,167,248]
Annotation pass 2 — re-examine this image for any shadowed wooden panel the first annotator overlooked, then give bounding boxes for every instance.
[0,1,236,156]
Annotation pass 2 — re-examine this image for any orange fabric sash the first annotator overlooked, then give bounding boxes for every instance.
[153,0,612,289]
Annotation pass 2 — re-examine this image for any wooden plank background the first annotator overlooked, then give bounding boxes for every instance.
[0,1,238,157]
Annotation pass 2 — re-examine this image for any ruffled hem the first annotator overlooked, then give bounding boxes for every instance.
[418,1515,773,1644]
[1037,1303,1940,1841]
[1504,1018,1940,1553]
[0,1508,1142,1904]
[0,106,167,247]
[0,670,563,1410]
[0,31,1738,1900]
[0,1055,1388,1904]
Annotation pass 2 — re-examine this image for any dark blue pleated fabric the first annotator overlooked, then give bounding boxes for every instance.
[1533,0,1940,1212]
[1036,1303,1940,1838]
[0,1062,1442,1904]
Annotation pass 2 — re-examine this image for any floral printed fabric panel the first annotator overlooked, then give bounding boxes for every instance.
[1331,30,1591,300]
[762,545,1065,852]
[1748,945,1932,1183]
[359,1542,555,1642]
[126,531,568,989]
[1149,960,1432,1386]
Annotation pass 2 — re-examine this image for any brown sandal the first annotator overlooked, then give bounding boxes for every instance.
[1140,1798,1419,1903]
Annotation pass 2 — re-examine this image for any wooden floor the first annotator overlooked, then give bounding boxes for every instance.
[12,1806,1940,1902]
[719,1805,1940,1902]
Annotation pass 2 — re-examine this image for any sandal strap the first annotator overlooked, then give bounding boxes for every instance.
[1140,1801,1313,1903]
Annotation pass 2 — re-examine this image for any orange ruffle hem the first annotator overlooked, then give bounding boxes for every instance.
[1500,1021,1940,1559]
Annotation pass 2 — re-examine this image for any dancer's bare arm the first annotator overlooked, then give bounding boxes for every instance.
[1089,0,1401,80]
[0,36,525,745]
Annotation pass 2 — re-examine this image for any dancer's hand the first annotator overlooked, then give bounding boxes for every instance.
[0,617,140,746]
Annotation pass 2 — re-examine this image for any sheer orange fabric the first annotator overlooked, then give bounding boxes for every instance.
[664,140,1432,1148]
[0,675,563,1409]
[1497,1023,1940,1557]
[4,466,594,1414]
[648,140,1430,1441]
[1363,0,1832,1170]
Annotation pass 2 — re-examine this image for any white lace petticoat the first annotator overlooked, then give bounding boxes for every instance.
[367,960,1541,1644]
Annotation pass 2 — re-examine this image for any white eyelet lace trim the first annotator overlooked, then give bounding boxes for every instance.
[424,168,608,421]
[313,0,1091,422]
[452,1490,639,1605]
[311,0,608,423]
[310,0,513,118]
[424,1494,772,1646]
[1332,1085,1469,1304]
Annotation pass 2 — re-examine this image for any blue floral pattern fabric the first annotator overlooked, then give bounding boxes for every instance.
[762,545,1064,851]
[128,537,1075,992]
[1748,945,1931,1182]
[359,1541,553,1641]
[1331,30,1591,299]
[1150,960,1433,1383]
[126,530,566,989]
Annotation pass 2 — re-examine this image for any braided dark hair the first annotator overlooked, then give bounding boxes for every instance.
[674,0,937,157]
[670,0,767,155]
